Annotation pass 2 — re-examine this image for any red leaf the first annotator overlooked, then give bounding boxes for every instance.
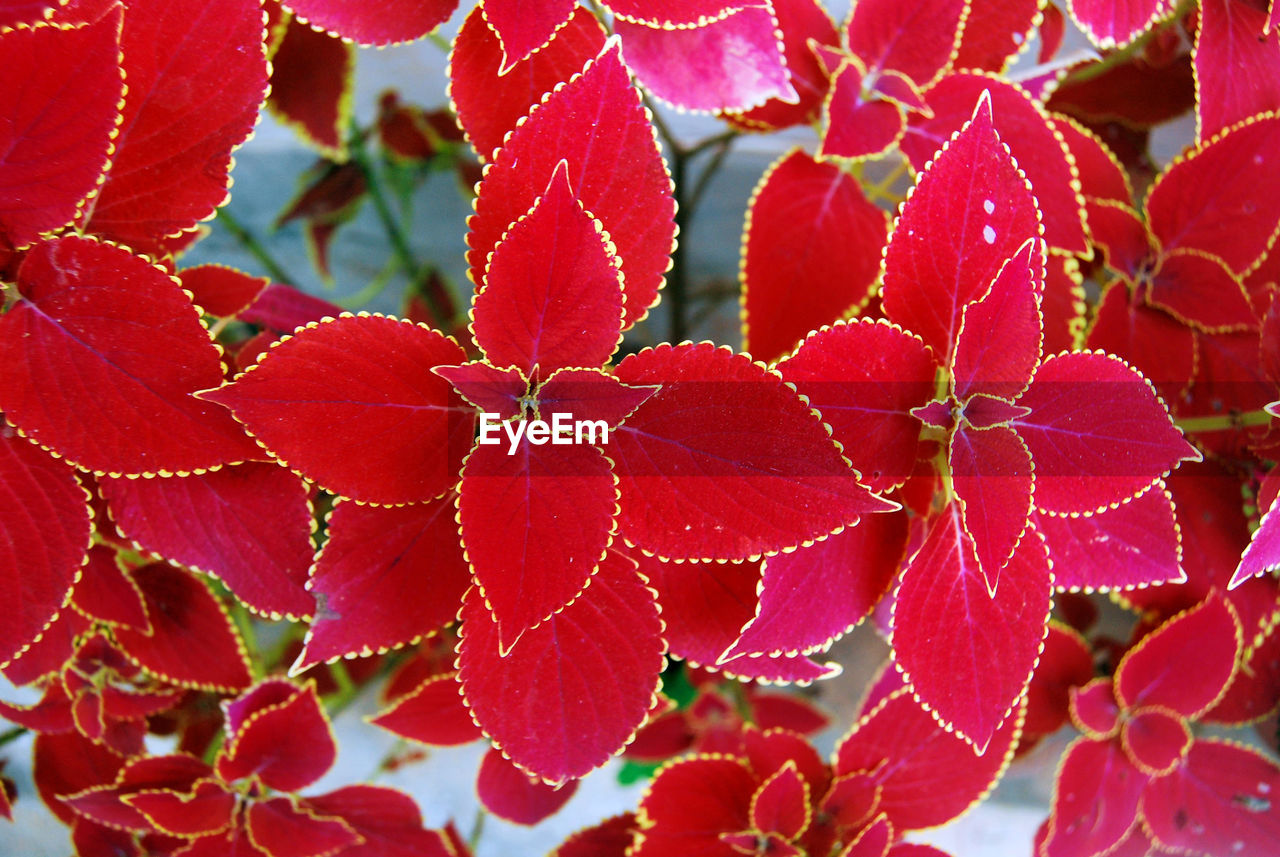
[457,550,663,783]
[741,150,890,364]
[1041,737,1147,857]
[201,315,473,505]
[1195,0,1280,140]
[640,552,760,666]
[834,687,1022,831]
[179,265,269,319]
[890,507,1051,751]
[1147,248,1257,332]
[433,362,526,419]
[468,40,674,328]
[0,681,74,734]
[1144,113,1280,276]
[218,681,335,792]
[0,432,90,668]
[953,0,1043,71]
[280,0,457,45]
[449,6,607,161]
[1232,494,1280,589]
[1034,480,1185,592]
[371,672,482,747]
[605,0,763,24]
[844,0,966,86]
[71,545,149,632]
[34,731,127,825]
[902,75,1087,256]
[299,497,468,670]
[724,0,840,131]
[952,238,1045,402]
[0,12,123,248]
[268,16,354,158]
[550,813,637,857]
[1121,707,1190,775]
[616,9,794,113]
[114,563,251,692]
[533,368,659,427]
[842,816,893,857]
[777,320,935,494]
[949,425,1035,592]
[1115,594,1241,719]
[631,756,756,857]
[472,160,624,377]
[245,797,360,857]
[477,747,579,825]
[1067,0,1169,48]
[1206,622,1280,724]
[1023,622,1095,741]
[1052,114,1132,204]
[1086,284,1196,406]
[881,92,1041,364]
[612,342,896,561]
[3,606,90,686]
[84,0,268,252]
[100,463,314,619]
[124,780,236,838]
[460,440,616,652]
[819,59,907,161]
[239,282,345,334]
[724,511,908,660]
[1140,740,1280,856]
[301,785,454,857]
[479,0,576,70]
[750,762,810,840]
[1012,351,1199,515]
[0,236,260,474]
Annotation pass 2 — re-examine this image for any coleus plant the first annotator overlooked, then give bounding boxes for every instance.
[0,0,1279,856]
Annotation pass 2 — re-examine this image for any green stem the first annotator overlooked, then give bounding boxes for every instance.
[1175,408,1275,434]
[686,137,735,217]
[468,808,488,852]
[215,208,298,286]
[229,602,261,679]
[1059,0,1194,87]
[669,147,689,344]
[0,725,28,748]
[685,129,739,159]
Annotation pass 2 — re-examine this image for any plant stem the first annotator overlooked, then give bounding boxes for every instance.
[468,808,488,852]
[229,602,261,679]
[668,147,690,343]
[215,208,298,286]
[1059,0,1194,87]
[1175,408,1275,434]
[0,725,28,748]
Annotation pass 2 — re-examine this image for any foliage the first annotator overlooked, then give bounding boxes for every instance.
[1,0,1279,855]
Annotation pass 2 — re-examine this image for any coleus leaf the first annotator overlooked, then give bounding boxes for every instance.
[1231,493,1280,589]
[844,0,966,87]
[468,39,674,329]
[477,747,579,825]
[217,680,336,792]
[245,797,361,857]
[34,730,129,826]
[1144,112,1280,276]
[113,562,252,692]
[550,813,637,857]
[1086,282,1197,406]
[3,604,91,686]
[952,0,1042,72]
[632,756,756,857]
[1022,622,1094,742]
[1140,740,1280,856]
[471,159,624,378]
[0,11,124,248]
[100,463,315,619]
[459,439,617,653]
[881,91,1042,364]
[1120,707,1190,776]
[280,0,458,46]
[1195,0,1280,141]
[750,761,810,840]
[741,149,890,364]
[297,496,470,671]
[449,5,607,162]
[534,368,659,427]
[267,14,355,159]
[724,510,908,660]
[604,0,766,25]
[610,342,897,561]
[1011,351,1199,515]
[0,432,91,668]
[889,506,1051,752]
[179,265,269,319]
[777,320,935,494]
[948,425,1035,590]
[1051,115,1132,205]
[301,785,455,857]
[1067,0,1170,49]
[370,671,482,747]
[200,314,474,505]
[901,75,1088,256]
[614,7,795,113]
[834,686,1023,831]
[1146,248,1256,332]
[83,0,268,253]
[819,57,908,161]
[124,780,236,838]
[457,549,663,784]
[0,236,260,475]
[1114,594,1241,719]
[479,0,577,71]
[1033,480,1185,592]
[1041,736,1147,857]
[71,545,149,632]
